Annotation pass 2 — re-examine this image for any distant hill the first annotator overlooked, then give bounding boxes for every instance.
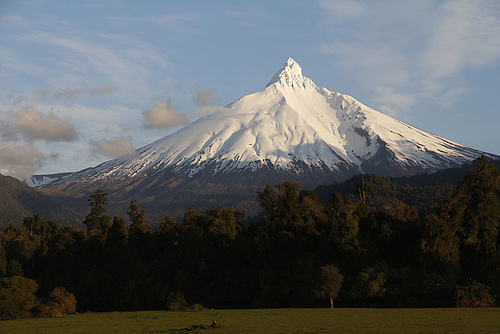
[5,157,499,229]
[0,173,83,228]
[315,158,500,217]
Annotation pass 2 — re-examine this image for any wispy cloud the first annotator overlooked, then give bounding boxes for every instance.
[53,88,86,100]
[147,13,194,30]
[6,86,118,105]
[420,1,500,94]
[16,28,169,101]
[143,98,189,129]
[194,85,221,107]
[318,0,500,113]
[109,13,196,33]
[0,14,30,28]
[0,5,194,177]
[318,0,365,19]
[89,86,117,96]
[225,10,267,26]
[41,34,139,85]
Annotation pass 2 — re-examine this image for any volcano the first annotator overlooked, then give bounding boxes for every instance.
[29,58,497,214]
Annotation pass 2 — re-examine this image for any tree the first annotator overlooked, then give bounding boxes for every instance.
[205,207,240,242]
[0,276,38,319]
[156,215,182,246]
[438,156,500,254]
[83,190,111,241]
[50,286,77,315]
[107,216,128,249]
[298,189,327,231]
[315,264,343,308]
[435,157,500,287]
[257,181,303,226]
[38,286,77,318]
[83,190,107,228]
[7,260,23,277]
[127,201,151,234]
[166,291,188,310]
[324,193,359,250]
[456,280,495,308]
[0,244,7,277]
[421,214,460,267]
[351,264,388,302]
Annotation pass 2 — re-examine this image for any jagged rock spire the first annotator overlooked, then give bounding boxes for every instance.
[266,57,316,89]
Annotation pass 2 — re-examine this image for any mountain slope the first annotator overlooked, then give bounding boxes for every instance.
[0,173,83,228]
[29,58,497,215]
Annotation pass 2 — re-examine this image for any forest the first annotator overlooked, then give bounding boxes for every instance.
[0,157,498,319]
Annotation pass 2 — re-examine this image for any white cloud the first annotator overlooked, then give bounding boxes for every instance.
[319,0,500,112]
[0,106,78,178]
[90,136,135,159]
[420,0,500,90]
[11,106,78,142]
[143,98,189,129]
[0,101,149,176]
[0,141,44,180]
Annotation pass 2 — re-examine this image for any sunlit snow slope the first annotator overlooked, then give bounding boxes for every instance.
[29,57,496,191]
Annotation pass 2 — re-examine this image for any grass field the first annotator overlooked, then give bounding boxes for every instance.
[0,308,499,333]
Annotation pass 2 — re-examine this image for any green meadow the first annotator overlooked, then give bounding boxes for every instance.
[1,308,499,334]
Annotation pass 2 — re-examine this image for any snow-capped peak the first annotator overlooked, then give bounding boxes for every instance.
[266,57,316,89]
[30,57,497,193]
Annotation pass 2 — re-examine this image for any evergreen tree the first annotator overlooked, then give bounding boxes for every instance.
[127,201,151,234]
[107,216,128,250]
[83,190,111,242]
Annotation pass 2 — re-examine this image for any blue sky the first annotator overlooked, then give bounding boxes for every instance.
[1,0,500,179]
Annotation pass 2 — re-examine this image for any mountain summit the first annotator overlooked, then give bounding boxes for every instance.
[29,58,497,212]
[266,57,314,89]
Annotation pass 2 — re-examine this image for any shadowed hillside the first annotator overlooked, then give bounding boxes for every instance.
[0,174,83,228]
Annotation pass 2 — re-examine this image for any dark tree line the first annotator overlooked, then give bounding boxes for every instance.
[0,157,498,317]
